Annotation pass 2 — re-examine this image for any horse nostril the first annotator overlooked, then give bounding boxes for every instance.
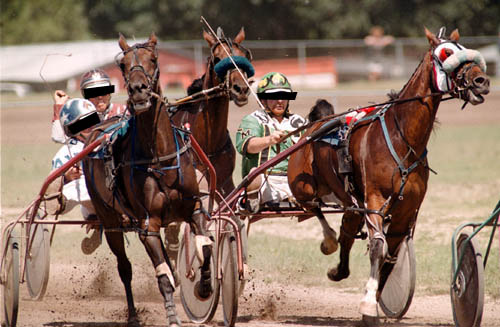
[233,84,241,93]
[474,77,485,86]
[474,76,490,94]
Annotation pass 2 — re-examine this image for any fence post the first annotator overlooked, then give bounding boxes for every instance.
[298,42,307,87]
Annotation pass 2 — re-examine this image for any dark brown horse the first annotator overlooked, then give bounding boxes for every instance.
[165,27,253,261]
[173,27,253,199]
[83,33,212,327]
[288,28,490,323]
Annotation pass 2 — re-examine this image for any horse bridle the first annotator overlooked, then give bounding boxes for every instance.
[208,34,253,92]
[209,35,253,66]
[430,40,482,104]
[115,42,160,95]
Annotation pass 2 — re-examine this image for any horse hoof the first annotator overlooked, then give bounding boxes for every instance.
[362,314,379,327]
[81,230,101,255]
[320,239,338,255]
[327,267,349,281]
[194,281,213,301]
[128,316,141,327]
[168,316,182,327]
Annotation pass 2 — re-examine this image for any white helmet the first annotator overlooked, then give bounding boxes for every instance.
[60,98,101,137]
[79,69,115,99]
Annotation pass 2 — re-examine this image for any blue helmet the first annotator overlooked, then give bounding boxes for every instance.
[60,98,100,137]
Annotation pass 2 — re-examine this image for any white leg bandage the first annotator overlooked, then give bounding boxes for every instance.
[195,235,213,262]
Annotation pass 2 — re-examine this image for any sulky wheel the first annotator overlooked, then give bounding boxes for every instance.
[178,225,220,324]
[26,220,51,300]
[2,236,19,327]
[220,224,239,327]
[450,232,484,327]
[379,236,416,318]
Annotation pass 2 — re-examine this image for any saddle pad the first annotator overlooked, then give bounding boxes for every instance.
[318,106,376,146]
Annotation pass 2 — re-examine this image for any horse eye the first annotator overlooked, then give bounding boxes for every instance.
[439,48,454,62]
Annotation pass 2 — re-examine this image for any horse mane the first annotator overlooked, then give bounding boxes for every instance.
[187,75,205,95]
[391,53,429,100]
[307,99,335,122]
[174,75,206,115]
[390,52,441,133]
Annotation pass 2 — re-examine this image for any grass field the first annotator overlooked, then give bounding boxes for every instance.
[2,84,500,301]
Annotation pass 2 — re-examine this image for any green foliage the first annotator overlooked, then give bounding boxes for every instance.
[1,0,499,43]
[1,0,91,45]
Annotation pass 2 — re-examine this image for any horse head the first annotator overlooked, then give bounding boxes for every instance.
[426,27,490,105]
[307,99,335,122]
[203,27,254,107]
[117,33,160,114]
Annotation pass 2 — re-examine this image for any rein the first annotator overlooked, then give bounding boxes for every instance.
[158,84,228,112]
[276,91,454,144]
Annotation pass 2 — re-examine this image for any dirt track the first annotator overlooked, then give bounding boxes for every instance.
[4,88,500,326]
[13,259,500,327]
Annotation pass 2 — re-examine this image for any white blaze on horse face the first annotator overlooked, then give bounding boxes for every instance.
[359,277,379,317]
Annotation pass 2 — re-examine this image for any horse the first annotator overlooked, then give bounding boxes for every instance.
[307,99,335,122]
[165,27,253,261]
[173,26,253,199]
[288,27,490,324]
[83,33,213,327]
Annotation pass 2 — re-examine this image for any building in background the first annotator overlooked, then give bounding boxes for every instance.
[0,40,197,96]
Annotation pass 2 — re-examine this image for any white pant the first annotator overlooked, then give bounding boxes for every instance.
[61,175,96,218]
[258,175,293,204]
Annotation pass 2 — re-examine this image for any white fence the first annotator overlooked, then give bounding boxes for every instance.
[160,36,500,81]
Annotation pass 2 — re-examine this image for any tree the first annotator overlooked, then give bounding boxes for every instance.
[1,0,90,45]
[1,0,498,45]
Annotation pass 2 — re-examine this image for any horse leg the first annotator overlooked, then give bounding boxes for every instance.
[359,212,387,323]
[140,233,181,327]
[164,222,181,267]
[190,206,214,299]
[104,231,139,326]
[311,207,338,255]
[327,211,363,281]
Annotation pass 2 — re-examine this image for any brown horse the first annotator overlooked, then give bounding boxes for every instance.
[83,33,213,327]
[288,28,490,323]
[173,26,253,198]
[165,27,253,261]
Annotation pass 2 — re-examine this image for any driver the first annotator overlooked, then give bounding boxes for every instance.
[235,72,306,213]
[50,98,103,254]
[51,69,127,143]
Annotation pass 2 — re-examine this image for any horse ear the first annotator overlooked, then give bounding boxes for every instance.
[234,27,246,44]
[118,33,130,51]
[203,29,216,47]
[449,29,460,42]
[425,27,440,47]
[149,32,158,45]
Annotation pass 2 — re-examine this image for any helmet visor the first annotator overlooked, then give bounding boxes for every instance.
[83,85,115,99]
[66,111,101,136]
[257,91,297,100]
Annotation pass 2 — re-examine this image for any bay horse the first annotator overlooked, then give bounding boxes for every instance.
[166,27,253,260]
[83,33,213,327]
[173,26,253,198]
[288,28,490,324]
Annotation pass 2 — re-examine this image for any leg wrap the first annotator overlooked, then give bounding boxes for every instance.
[156,262,176,291]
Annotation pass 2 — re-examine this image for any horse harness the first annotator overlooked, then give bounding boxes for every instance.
[115,41,160,97]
